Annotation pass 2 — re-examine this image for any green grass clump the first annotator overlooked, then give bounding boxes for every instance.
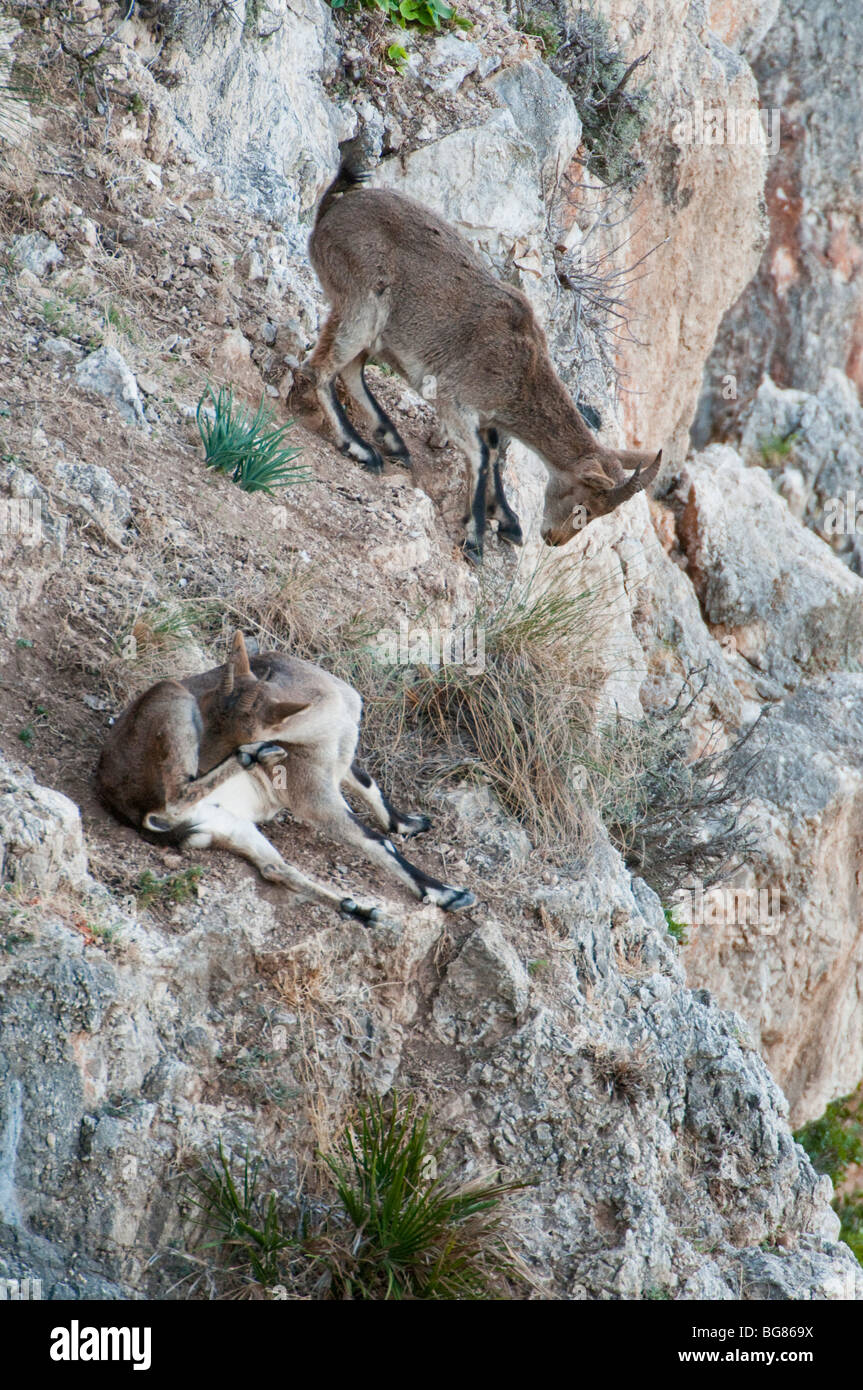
[758,431,800,467]
[319,1096,526,1299]
[189,1095,529,1300]
[135,866,203,909]
[190,1141,288,1288]
[197,385,309,495]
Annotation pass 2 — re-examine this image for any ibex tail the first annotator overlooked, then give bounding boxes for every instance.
[315,160,370,227]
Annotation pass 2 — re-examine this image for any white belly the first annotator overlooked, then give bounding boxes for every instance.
[194,768,281,825]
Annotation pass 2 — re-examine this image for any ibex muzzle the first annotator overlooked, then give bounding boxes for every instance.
[298,163,662,564]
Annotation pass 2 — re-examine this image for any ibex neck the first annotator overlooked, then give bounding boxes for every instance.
[512,367,599,472]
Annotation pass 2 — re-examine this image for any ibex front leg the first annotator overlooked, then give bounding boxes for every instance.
[443,404,489,566]
[484,430,523,546]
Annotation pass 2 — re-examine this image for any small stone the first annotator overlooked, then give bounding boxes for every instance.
[11,232,63,278]
[75,345,149,430]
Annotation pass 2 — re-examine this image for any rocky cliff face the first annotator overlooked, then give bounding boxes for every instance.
[694,0,863,440]
[0,0,861,1299]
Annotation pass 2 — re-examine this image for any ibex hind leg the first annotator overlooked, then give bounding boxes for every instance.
[345,762,431,838]
[294,774,474,912]
[340,356,412,466]
[307,308,387,473]
[484,430,523,546]
[164,802,380,922]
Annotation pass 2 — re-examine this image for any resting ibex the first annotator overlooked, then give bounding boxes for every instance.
[96,633,475,919]
[295,164,662,563]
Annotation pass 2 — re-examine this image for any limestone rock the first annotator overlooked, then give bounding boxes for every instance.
[75,346,148,430]
[10,233,63,278]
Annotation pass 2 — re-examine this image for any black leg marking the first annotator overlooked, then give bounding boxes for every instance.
[352,814,475,912]
[361,364,412,465]
[492,457,523,546]
[328,383,384,473]
[463,433,490,566]
[349,760,431,836]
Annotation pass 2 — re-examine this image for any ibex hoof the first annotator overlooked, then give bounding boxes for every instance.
[497,518,524,546]
[342,440,384,474]
[399,813,432,838]
[434,887,476,913]
[255,742,286,765]
[462,539,483,568]
[340,897,381,923]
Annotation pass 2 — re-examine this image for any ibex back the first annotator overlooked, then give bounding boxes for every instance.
[96,632,475,920]
[295,164,662,563]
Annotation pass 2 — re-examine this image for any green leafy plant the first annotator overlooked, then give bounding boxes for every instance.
[386,42,409,69]
[328,0,472,32]
[197,385,308,495]
[663,907,689,946]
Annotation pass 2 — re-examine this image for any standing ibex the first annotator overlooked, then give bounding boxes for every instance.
[294,164,662,563]
[96,633,475,919]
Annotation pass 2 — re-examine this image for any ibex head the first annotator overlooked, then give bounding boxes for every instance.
[200,633,309,765]
[541,448,663,547]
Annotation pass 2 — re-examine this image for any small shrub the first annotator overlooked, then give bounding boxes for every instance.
[135,866,203,909]
[796,1091,863,1269]
[197,385,309,495]
[795,1095,863,1187]
[601,685,761,898]
[525,4,652,190]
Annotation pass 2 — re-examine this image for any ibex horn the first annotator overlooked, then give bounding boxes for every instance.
[221,631,254,695]
[607,449,662,506]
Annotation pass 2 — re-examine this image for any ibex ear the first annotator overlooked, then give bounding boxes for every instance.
[579,456,617,491]
[271,699,311,723]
